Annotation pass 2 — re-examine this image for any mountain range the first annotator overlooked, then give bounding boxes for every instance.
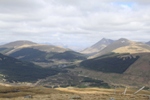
[0,38,150,87]
[90,38,150,58]
[0,40,86,63]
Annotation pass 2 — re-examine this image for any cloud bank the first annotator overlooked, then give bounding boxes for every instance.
[0,0,150,49]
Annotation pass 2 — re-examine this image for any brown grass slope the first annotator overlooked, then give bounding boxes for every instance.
[0,85,149,100]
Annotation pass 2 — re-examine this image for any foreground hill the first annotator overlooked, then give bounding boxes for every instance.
[91,38,150,58]
[80,53,150,86]
[0,85,149,100]
[81,38,114,55]
[0,53,59,82]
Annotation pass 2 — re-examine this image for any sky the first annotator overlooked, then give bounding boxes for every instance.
[0,0,150,50]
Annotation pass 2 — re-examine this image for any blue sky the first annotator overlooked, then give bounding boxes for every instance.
[0,0,150,50]
[113,2,134,7]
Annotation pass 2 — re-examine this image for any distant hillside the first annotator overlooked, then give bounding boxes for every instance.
[92,38,150,58]
[0,40,86,63]
[0,53,59,82]
[0,40,67,55]
[9,48,86,62]
[81,38,114,55]
[146,41,150,45]
[80,53,150,86]
[81,53,139,74]
[0,40,37,48]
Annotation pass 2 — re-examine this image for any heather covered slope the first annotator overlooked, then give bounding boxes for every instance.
[0,53,59,82]
[80,53,150,86]
[81,53,139,74]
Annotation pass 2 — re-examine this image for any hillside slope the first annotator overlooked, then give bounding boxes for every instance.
[0,40,67,55]
[0,53,59,82]
[92,38,150,58]
[80,53,150,86]
[9,48,86,62]
[0,41,86,63]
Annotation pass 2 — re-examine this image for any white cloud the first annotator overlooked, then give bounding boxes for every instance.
[0,0,150,50]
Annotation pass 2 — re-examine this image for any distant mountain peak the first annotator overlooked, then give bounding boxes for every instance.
[101,38,107,40]
[93,38,114,47]
[99,38,112,43]
[81,38,114,54]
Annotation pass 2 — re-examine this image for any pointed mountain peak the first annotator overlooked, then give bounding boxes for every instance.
[81,38,114,54]
[101,38,107,40]
[98,38,114,43]
[117,38,131,43]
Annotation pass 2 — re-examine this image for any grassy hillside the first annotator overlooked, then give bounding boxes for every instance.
[0,85,149,100]
[47,51,86,61]
[80,53,139,74]
[0,53,59,82]
[9,48,86,62]
[38,73,110,88]
[9,48,48,62]
[0,40,37,48]
[0,40,67,55]
[0,48,14,54]
[78,53,150,86]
